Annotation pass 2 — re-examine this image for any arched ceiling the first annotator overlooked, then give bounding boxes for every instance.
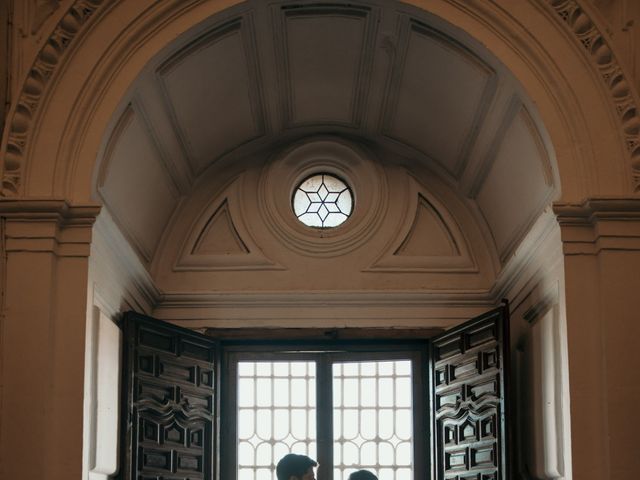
[95,0,558,294]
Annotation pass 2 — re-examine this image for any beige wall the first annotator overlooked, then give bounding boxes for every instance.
[557,199,640,480]
[1,1,640,480]
[0,202,98,479]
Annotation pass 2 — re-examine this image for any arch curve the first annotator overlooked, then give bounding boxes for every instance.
[0,0,637,201]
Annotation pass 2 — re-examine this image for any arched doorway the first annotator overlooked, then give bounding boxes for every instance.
[1,1,639,480]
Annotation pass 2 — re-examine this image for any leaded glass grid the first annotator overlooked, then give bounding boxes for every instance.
[292,173,353,228]
[237,361,317,480]
[332,361,414,480]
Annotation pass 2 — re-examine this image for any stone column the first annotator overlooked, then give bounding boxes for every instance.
[0,199,100,479]
[555,198,640,480]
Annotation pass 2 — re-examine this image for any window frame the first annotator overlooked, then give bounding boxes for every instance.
[219,339,432,480]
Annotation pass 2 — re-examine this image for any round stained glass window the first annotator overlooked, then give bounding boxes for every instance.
[292,173,353,228]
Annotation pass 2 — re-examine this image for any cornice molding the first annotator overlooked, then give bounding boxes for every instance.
[0,197,101,221]
[152,290,498,328]
[544,0,640,192]
[2,0,639,198]
[0,198,101,256]
[1,0,108,196]
[554,197,640,253]
[554,196,640,223]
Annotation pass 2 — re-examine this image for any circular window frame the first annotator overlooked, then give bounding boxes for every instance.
[292,172,354,229]
[257,138,388,257]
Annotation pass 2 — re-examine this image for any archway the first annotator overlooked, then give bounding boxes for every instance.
[1,1,639,480]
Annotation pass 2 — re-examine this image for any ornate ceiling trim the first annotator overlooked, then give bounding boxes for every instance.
[1,0,108,196]
[545,0,640,192]
[2,0,640,195]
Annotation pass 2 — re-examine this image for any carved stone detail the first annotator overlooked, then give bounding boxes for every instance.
[3,0,640,197]
[31,0,61,35]
[546,0,640,191]
[2,0,106,196]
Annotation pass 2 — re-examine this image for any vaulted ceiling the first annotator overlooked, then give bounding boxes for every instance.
[95,0,558,294]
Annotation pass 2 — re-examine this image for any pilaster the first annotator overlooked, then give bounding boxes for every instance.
[555,197,640,480]
[0,199,100,480]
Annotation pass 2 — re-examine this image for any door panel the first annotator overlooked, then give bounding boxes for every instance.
[120,312,218,480]
[430,306,511,480]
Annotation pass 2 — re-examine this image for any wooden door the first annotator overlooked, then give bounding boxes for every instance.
[119,312,218,480]
[430,306,512,480]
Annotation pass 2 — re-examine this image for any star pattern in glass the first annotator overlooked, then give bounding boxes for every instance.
[293,174,353,228]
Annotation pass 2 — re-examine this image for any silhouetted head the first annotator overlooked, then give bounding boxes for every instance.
[276,454,318,480]
[348,470,378,480]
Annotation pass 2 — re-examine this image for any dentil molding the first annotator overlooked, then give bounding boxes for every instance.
[1,0,108,196]
[544,0,640,192]
[2,0,640,194]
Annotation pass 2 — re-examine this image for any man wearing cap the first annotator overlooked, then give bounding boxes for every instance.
[276,453,318,480]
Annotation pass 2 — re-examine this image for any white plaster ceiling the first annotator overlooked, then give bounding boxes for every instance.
[95,0,558,292]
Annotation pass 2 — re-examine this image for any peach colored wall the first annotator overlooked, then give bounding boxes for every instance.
[1,2,640,480]
[557,200,640,480]
[0,202,98,479]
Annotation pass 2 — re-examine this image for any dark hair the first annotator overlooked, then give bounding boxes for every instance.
[276,453,318,480]
[348,470,378,480]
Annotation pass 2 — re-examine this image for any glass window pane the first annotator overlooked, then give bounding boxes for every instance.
[256,409,272,440]
[361,409,376,440]
[256,378,272,407]
[239,363,255,376]
[238,378,255,407]
[360,378,376,407]
[333,360,414,480]
[293,173,353,228]
[274,378,289,407]
[238,409,254,439]
[273,363,289,377]
[237,361,316,480]
[256,362,271,376]
[343,378,358,407]
[378,378,393,407]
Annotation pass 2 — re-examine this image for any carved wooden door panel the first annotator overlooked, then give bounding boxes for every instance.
[119,312,218,480]
[430,306,512,480]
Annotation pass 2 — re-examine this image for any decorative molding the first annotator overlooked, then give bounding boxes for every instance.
[273,2,378,128]
[491,207,562,302]
[396,194,459,256]
[176,185,281,271]
[554,196,640,253]
[96,103,180,264]
[4,0,640,199]
[0,198,101,256]
[155,14,267,175]
[545,0,640,192]
[1,0,108,196]
[380,16,496,178]
[467,96,522,199]
[258,138,389,257]
[90,207,160,315]
[30,0,61,36]
[152,290,498,328]
[522,294,555,325]
[192,199,249,255]
[368,189,477,272]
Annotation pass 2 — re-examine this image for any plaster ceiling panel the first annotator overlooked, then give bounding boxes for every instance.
[99,106,180,262]
[157,19,263,175]
[384,23,493,175]
[279,4,373,126]
[476,107,554,260]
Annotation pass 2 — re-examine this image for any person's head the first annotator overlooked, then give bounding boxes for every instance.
[276,453,318,480]
[348,470,378,480]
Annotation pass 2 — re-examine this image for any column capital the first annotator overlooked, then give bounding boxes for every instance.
[0,198,101,257]
[554,197,640,254]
